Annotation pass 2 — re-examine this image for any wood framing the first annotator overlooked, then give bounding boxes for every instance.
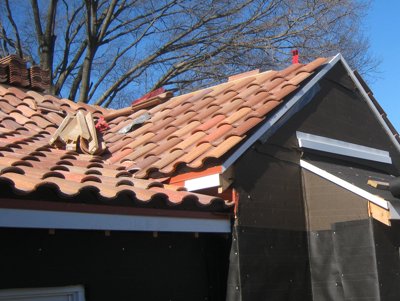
[368,201,391,226]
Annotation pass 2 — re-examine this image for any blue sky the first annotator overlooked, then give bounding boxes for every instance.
[365,1,400,131]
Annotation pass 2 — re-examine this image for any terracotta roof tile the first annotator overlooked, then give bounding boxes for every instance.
[149,137,182,156]
[0,56,328,211]
[191,136,243,165]
[231,116,264,136]
[123,142,158,161]
[178,142,213,166]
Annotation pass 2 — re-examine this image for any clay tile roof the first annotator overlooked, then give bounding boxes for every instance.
[0,56,329,211]
[106,57,328,176]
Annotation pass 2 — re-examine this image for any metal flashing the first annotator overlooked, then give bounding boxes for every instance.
[0,208,231,233]
[388,202,400,220]
[222,54,341,171]
[259,83,320,144]
[184,173,220,191]
[300,159,389,209]
[297,131,392,164]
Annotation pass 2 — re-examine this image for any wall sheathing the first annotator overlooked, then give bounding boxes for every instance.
[229,62,400,300]
[232,140,311,300]
[373,221,400,300]
[0,228,230,301]
[302,170,379,300]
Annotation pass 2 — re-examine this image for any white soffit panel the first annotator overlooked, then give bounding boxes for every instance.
[300,159,389,209]
[297,131,392,164]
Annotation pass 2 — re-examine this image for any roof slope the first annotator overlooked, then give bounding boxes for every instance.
[0,87,228,210]
[0,56,328,210]
[104,57,328,177]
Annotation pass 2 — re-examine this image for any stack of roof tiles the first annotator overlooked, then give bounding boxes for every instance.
[0,55,50,92]
[30,65,50,91]
[0,55,329,211]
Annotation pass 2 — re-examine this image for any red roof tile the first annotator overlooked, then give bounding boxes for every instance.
[0,56,329,211]
[104,59,327,176]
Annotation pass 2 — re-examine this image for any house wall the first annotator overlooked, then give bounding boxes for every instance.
[277,62,400,175]
[228,62,400,300]
[302,170,369,232]
[373,220,400,300]
[302,170,379,300]
[0,228,230,301]
[293,63,400,300]
[230,144,312,300]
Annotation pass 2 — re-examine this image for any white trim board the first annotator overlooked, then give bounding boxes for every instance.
[300,159,389,209]
[296,131,392,164]
[0,208,231,233]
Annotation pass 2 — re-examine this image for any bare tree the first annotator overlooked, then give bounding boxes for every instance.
[0,0,376,107]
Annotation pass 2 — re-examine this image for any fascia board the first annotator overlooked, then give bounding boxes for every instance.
[0,208,231,233]
[222,54,341,172]
[338,56,400,153]
[296,131,392,164]
[300,159,389,209]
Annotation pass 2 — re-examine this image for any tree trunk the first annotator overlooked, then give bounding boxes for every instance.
[31,0,58,95]
[78,48,94,103]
